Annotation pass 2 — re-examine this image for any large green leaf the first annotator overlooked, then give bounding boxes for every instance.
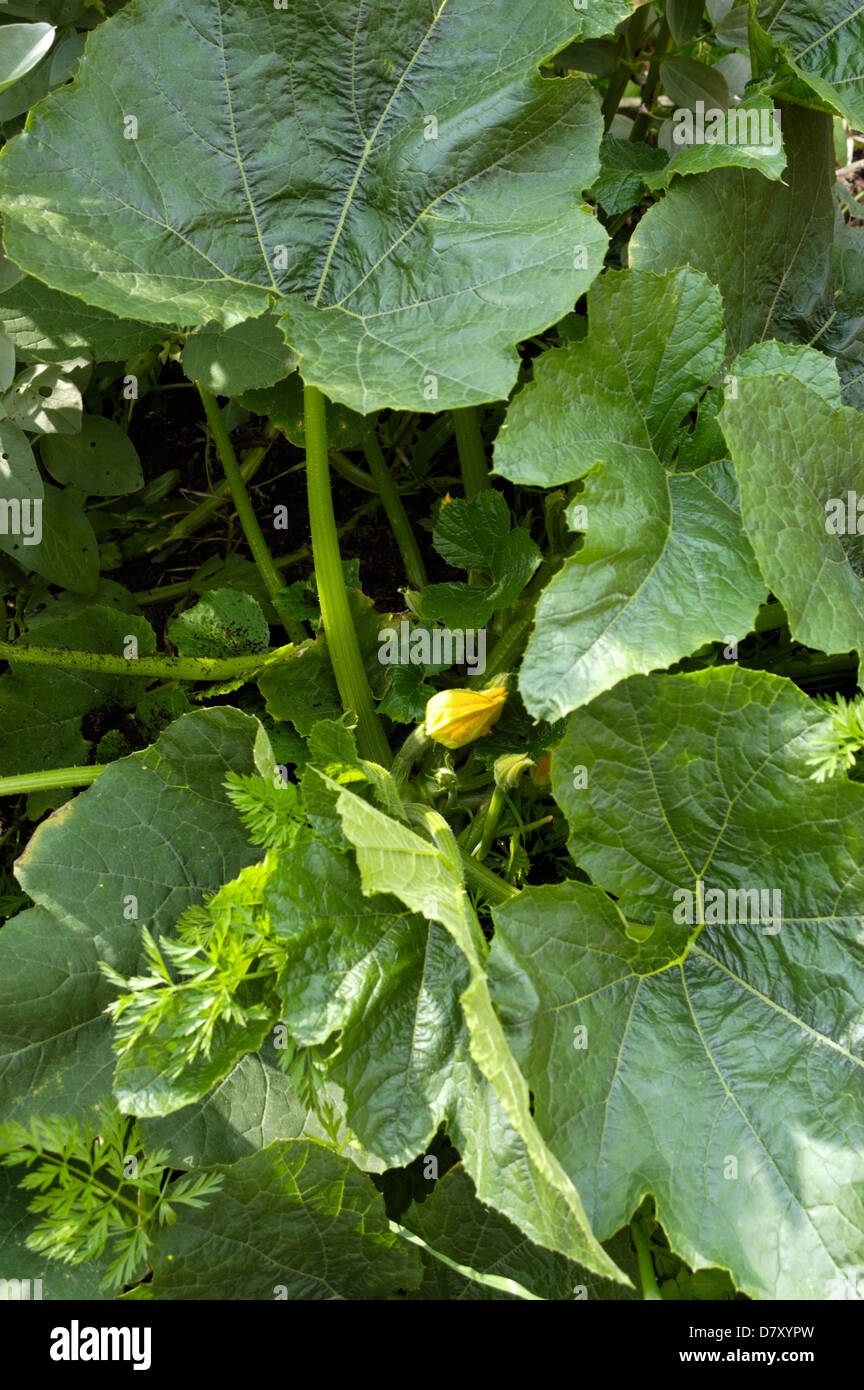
[756,1,864,126]
[630,106,836,358]
[0,0,626,411]
[492,666,864,1298]
[492,268,763,718]
[333,784,626,1283]
[139,1052,306,1169]
[0,260,162,365]
[0,710,272,1126]
[721,374,864,670]
[402,1164,638,1301]
[251,838,470,1168]
[145,1140,421,1299]
[495,267,726,485]
[520,458,764,720]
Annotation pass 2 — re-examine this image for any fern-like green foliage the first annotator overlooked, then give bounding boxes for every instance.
[102,865,280,1078]
[806,695,864,781]
[224,769,306,849]
[102,771,331,1113]
[0,1104,222,1291]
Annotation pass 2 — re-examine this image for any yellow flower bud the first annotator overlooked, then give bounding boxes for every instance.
[425,687,508,749]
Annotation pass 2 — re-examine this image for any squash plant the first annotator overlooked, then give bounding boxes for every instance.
[1,0,864,1302]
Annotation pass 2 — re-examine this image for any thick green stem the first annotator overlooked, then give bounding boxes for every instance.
[363,433,428,590]
[328,449,379,493]
[461,850,519,903]
[468,605,535,690]
[392,726,432,784]
[0,639,291,681]
[304,382,391,766]
[631,1217,662,1300]
[451,407,489,499]
[475,784,506,860]
[197,385,283,600]
[0,765,107,797]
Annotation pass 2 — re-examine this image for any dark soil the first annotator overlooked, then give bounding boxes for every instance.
[124,372,459,626]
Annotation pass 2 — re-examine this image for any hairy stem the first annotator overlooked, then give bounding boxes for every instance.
[475,783,507,861]
[631,1216,662,1300]
[363,432,428,589]
[197,385,283,600]
[328,449,379,493]
[451,407,490,499]
[468,605,535,689]
[392,726,432,784]
[304,382,391,765]
[0,765,106,797]
[0,639,292,681]
[460,849,519,903]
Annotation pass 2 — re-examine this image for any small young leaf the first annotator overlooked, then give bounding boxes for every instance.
[666,0,705,47]
[40,415,143,495]
[168,589,270,659]
[0,22,55,94]
[182,311,297,397]
[660,56,731,110]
